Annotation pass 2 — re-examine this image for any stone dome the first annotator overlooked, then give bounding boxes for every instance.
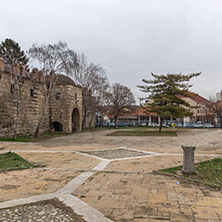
[53,74,76,86]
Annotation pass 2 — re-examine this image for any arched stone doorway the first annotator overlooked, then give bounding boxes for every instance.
[72,108,80,132]
[50,121,63,132]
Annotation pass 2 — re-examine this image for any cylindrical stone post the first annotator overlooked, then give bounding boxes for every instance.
[181,145,196,174]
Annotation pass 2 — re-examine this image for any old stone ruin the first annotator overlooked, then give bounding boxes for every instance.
[0,58,93,137]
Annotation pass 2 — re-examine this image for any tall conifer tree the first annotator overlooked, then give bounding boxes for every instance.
[138,72,201,131]
[0,38,29,70]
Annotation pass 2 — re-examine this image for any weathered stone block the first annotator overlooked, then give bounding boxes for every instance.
[181,145,196,174]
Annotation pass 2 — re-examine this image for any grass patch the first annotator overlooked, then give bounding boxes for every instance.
[0,132,70,142]
[0,135,38,142]
[107,130,177,137]
[160,158,222,189]
[0,152,35,170]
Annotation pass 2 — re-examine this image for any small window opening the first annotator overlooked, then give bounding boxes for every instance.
[0,74,1,79]
[11,84,15,94]
[75,93,77,100]
[56,92,61,100]
[30,88,34,97]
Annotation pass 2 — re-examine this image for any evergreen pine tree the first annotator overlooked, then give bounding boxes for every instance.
[0,38,29,70]
[138,72,201,131]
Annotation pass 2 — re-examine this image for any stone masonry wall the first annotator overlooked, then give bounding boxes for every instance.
[49,84,83,133]
[0,59,84,137]
[0,69,49,136]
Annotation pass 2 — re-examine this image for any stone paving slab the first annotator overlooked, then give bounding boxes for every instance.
[0,169,79,202]
[18,152,100,170]
[73,172,222,221]
[0,159,113,222]
[104,154,217,173]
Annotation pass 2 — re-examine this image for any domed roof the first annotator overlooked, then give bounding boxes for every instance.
[54,74,76,86]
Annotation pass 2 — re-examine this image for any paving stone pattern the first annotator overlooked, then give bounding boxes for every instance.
[73,172,222,221]
[0,199,86,222]
[1,129,222,222]
[82,148,150,159]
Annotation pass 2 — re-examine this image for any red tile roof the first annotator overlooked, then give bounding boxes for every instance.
[177,92,210,104]
[106,106,156,118]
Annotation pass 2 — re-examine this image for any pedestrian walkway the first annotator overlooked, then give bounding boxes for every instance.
[0,145,222,221]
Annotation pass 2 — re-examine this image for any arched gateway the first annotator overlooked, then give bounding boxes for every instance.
[72,108,80,132]
[50,121,63,132]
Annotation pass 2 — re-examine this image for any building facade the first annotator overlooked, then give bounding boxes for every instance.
[102,92,212,126]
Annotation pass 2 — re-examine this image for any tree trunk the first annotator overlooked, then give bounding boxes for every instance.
[114,116,118,128]
[81,91,87,129]
[89,111,94,128]
[34,73,55,138]
[34,94,50,138]
[81,108,87,129]
[13,99,21,140]
[158,118,164,132]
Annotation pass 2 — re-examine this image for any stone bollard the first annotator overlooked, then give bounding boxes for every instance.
[181,145,196,174]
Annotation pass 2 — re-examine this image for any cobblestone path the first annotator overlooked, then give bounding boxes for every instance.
[0,199,86,222]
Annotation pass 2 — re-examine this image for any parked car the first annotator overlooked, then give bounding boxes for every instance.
[216,123,222,128]
[193,123,203,128]
[185,122,203,128]
[139,122,148,127]
[148,122,158,127]
[184,123,194,128]
[175,123,183,128]
[203,123,214,128]
[117,122,135,127]
[105,122,115,127]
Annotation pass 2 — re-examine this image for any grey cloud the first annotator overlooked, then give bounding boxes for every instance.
[1,0,222,102]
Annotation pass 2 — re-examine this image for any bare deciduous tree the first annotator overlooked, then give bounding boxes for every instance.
[0,39,32,139]
[86,63,109,127]
[208,96,222,126]
[8,65,33,139]
[66,52,109,128]
[29,41,73,137]
[108,83,135,128]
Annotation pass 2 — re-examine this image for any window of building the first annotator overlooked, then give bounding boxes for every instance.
[75,93,77,100]
[11,84,15,94]
[0,73,1,79]
[30,88,34,97]
[56,92,61,100]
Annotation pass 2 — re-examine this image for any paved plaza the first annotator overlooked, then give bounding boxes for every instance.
[0,129,222,221]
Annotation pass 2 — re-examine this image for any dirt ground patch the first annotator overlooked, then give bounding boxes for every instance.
[36,128,222,154]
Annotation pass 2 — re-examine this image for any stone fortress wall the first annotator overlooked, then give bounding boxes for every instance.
[0,58,83,137]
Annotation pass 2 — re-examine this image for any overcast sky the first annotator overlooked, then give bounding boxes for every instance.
[1,0,222,103]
